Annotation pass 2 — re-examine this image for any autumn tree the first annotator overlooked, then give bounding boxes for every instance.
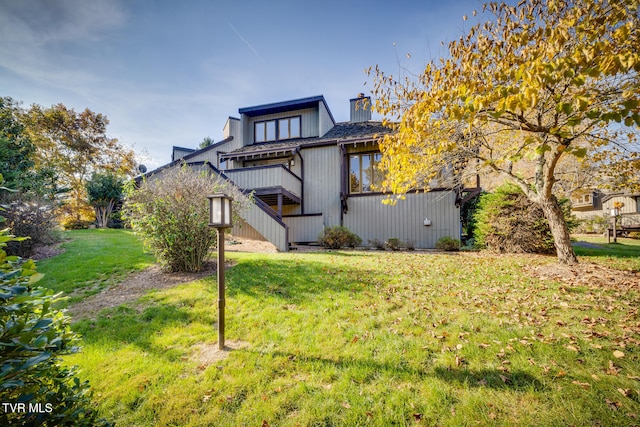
[370,0,639,264]
[86,172,124,228]
[23,104,137,222]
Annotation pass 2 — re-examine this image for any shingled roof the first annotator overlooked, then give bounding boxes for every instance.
[220,121,391,160]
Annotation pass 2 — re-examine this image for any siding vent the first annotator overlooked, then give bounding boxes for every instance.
[350,94,372,123]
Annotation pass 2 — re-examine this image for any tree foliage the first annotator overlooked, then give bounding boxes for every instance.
[86,172,124,228]
[23,104,136,222]
[370,0,639,264]
[123,166,247,272]
[199,136,214,149]
[0,97,35,192]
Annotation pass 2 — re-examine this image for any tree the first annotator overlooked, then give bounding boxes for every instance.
[0,97,35,192]
[369,0,639,264]
[86,172,124,228]
[199,136,214,149]
[23,104,137,222]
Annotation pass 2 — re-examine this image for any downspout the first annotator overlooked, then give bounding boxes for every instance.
[339,144,346,226]
[295,147,304,214]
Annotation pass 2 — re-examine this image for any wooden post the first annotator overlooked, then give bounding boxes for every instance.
[217,228,225,350]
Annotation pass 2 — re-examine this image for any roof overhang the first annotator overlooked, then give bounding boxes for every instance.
[238,95,330,118]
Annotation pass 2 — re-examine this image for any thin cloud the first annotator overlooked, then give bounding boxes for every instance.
[228,22,266,64]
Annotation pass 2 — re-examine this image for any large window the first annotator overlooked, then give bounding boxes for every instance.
[255,116,300,143]
[349,152,383,194]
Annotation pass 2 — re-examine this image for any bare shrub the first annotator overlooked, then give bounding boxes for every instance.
[3,196,60,258]
[123,166,247,272]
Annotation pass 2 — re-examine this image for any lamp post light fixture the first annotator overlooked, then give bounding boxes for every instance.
[208,193,233,350]
[610,207,620,244]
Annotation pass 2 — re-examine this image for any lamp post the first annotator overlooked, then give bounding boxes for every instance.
[611,207,620,244]
[208,193,233,350]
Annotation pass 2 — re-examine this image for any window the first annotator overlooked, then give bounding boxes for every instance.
[254,116,300,143]
[349,152,383,194]
[278,116,300,139]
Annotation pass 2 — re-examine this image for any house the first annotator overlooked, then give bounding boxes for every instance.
[143,94,472,251]
[571,189,640,230]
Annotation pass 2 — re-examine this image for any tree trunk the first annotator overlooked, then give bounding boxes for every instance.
[539,197,578,265]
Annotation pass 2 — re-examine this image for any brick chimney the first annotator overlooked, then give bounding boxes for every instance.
[350,93,371,123]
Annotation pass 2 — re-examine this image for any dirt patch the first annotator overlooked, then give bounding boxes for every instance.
[31,243,65,260]
[66,237,276,321]
[226,237,279,253]
[193,341,250,368]
[67,262,218,321]
[524,262,640,289]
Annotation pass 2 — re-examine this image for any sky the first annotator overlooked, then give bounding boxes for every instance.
[0,0,483,169]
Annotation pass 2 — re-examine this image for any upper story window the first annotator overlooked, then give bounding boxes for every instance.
[350,152,383,194]
[255,116,300,143]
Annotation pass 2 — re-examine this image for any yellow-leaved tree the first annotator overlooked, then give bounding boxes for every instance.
[370,0,639,264]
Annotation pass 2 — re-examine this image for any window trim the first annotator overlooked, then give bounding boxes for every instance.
[254,115,301,143]
[349,151,383,194]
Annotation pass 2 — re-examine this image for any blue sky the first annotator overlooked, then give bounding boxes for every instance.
[0,0,482,169]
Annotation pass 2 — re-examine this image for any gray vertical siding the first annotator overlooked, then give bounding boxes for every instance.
[603,196,638,214]
[319,101,334,136]
[283,215,324,243]
[243,107,320,144]
[232,219,267,241]
[300,145,342,227]
[235,195,289,251]
[343,192,460,248]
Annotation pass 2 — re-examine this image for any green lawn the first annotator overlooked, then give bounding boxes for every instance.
[36,229,155,305]
[40,230,640,426]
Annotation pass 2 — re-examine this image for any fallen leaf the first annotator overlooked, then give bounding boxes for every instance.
[555,370,567,378]
[341,402,351,409]
[618,388,633,397]
[606,399,622,410]
[571,380,591,389]
[566,345,580,352]
[613,350,625,358]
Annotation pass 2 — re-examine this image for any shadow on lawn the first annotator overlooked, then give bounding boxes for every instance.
[264,350,545,392]
[226,257,379,301]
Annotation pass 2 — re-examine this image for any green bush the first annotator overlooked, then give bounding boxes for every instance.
[123,166,247,272]
[368,238,386,250]
[386,238,403,251]
[0,207,110,425]
[574,215,609,234]
[62,219,94,230]
[473,183,576,254]
[629,231,640,239]
[318,226,362,249]
[435,236,460,251]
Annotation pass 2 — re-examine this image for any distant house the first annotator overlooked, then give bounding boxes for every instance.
[571,189,640,228]
[143,94,477,251]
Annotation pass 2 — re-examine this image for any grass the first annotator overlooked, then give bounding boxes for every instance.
[36,229,155,304]
[38,230,640,426]
[573,235,640,271]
